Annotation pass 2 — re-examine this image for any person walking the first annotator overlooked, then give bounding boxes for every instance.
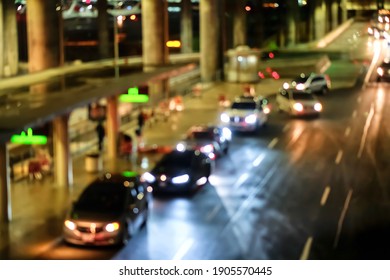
[96,121,105,152]
[137,109,146,136]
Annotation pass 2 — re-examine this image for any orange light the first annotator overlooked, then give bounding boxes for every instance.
[130,14,137,21]
[245,6,251,11]
[166,40,181,48]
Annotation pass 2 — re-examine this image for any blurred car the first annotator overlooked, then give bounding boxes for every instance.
[276,89,322,117]
[284,73,331,95]
[63,172,149,246]
[177,125,232,160]
[141,149,212,195]
[376,59,390,82]
[220,95,270,132]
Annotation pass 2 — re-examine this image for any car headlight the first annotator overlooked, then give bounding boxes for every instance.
[296,83,305,90]
[222,127,232,141]
[64,220,76,231]
[176,142,186,152]
[105,222,120,233]
[220,113,230,123]
[293,103,304,112]
[200,144,214,154]
[314,103,322,112]
[141,172,156,183]
[377,67,384,76]
[172,174,189,184]
[245,114,257,124]
[283,82,290,89]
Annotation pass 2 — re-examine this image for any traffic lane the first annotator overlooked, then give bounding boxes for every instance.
[324,82,390,259]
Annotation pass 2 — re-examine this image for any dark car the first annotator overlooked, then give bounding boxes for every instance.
[141,149,212,195]
[177,125,232,160]
[377,60,390,82]
[63,172,149,246]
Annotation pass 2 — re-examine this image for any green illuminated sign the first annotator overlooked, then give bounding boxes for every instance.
[11,128,48,145]
[119,86,149,103]
[122,171,138,177]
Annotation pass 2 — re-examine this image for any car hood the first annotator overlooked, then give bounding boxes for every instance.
[69,209,122,222]
[223,109,256,117]
[290,99,319,106]
[182,139,214,148]
[152,166,192,178]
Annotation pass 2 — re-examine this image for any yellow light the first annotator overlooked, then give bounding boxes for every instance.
[105,222,120,232]
[166,40,181,48]
[130,14,137,21]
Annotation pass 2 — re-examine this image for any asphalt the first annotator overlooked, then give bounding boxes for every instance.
[0,18,370,259]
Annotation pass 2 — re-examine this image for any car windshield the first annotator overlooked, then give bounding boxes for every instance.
[75,183,126,213]
[231,102,256,110]
[293,76,309,83]
[159,151,193,168]
[188,131,213,140]
[292,92,315,100]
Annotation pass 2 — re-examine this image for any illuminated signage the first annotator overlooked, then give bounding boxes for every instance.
[119,86,149,103]
[11,128,48,145]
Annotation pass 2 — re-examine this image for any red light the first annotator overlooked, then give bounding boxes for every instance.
[245,6,251,11]
[271,71,280,79]
[258,72,265,79]
[266,67,272,73]
[85,0,91,3]
[268,52,274,59]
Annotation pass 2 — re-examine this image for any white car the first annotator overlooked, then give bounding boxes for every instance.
[284,73,331,95]
[276,89,322,117]
[220,95,270,132]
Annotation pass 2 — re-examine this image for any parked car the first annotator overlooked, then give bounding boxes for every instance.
[276,89,322,117]
[220,95,270,133]
[284,72,331,95]
[376,59,390,82]
[177,125,232,160]
[141,149,212,195]
[63,172,149,246]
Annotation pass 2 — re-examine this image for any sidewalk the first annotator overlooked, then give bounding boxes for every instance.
[0,19,370,259]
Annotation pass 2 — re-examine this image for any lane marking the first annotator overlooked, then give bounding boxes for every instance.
[268,137,278,149]
[172,238,194,260]
[253,153,265,167]
[357,104,374,159]
[357,96,362,103]
[333,189,353,249]
[283,124,290,132]
[363,39,381,86]
[233,173,249,189]
[206,204,221,222]
[320,186,331,206]
[300,236,313,260]
[344,126,351,137]
[352,110,357,118]
[335,150,343,165]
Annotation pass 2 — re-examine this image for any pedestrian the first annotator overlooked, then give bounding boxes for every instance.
[96,121,105,152]
[137,109,145,135]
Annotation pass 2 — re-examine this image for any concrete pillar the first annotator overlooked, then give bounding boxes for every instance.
[97,0,110,59]
[3,0,18,77]
[286,1,299,47]
[141,0,168,72]
[233,0,246,47]
[200,0,219,83]
[331,0,339,30]
[27,0,60,73]
[181,0,193,53]
[0,1,4,77]
[106,96,119,159]
[0,142,11,222]
[340,0,348,23]
[314,0,326,40]
[53,115,72,187]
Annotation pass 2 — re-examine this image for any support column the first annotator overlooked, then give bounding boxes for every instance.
[181,0,193,53]
[0,1,4,77]
[106,96,119,159]
[141,0,168,72]
[97,0,110,59]
[314,0,326,40]
[331,0,338,30]
[3,0,18,77]
[286,0,299,47]
[340,0,348,23]
[200,0,219,83]
[27,0,60,73]
[0,142,11,222]
[53,115,72,187]
[233,0,246,47]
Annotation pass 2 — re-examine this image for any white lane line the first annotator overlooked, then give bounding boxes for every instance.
[283,124,290,132]
[233,173,249,189]
[172,238,195,260]
[206,204,221,222]
[344,126,351,137]
[268,137,278,149]
[333,189,353,249]
[335,150,343,165]
[357,104,375,159]
[300,236,313,260]
[364,39,381,86]
[320,186,331,206]
[253,153,265,167]
[352,110,357,118]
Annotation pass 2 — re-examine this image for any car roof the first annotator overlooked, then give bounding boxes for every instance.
[93,172,139,185]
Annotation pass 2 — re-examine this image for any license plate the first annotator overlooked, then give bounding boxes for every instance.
[81,234,95,242]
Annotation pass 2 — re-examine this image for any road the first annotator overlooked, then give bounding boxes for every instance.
[6,21,390,260]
